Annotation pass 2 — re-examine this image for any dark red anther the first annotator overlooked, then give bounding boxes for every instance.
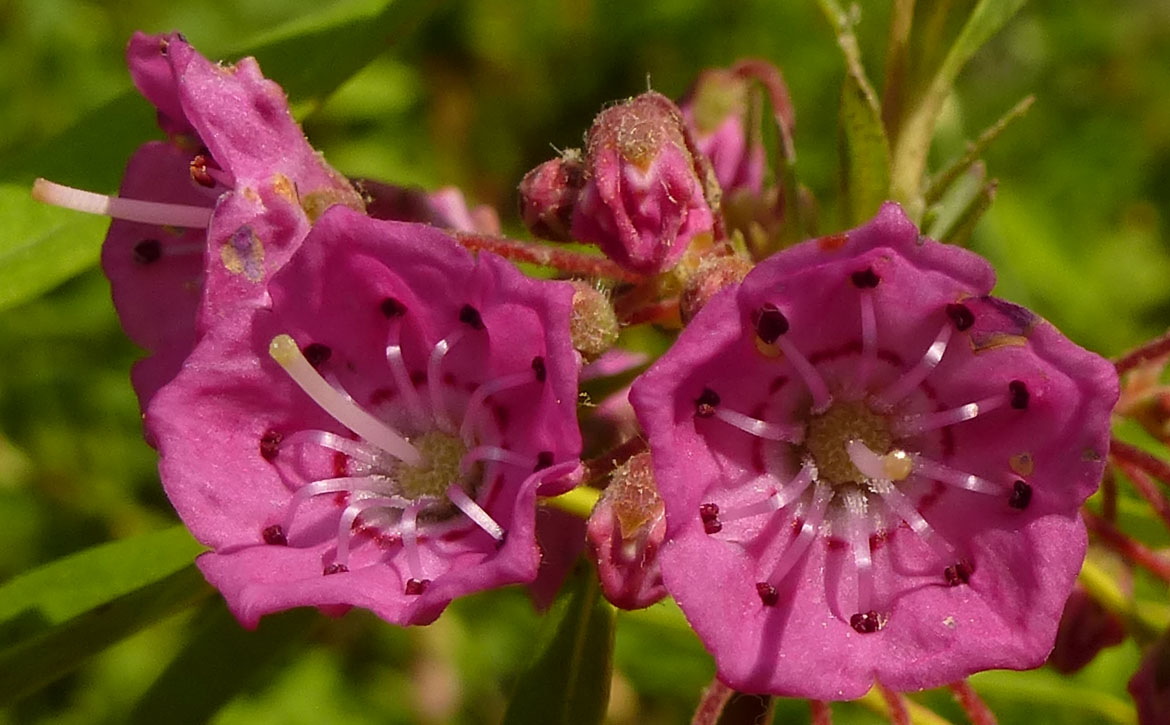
[850,267,880,289]
[189,154,216,187]
[700,502,722,534]
[303,343,332,368]
[756,582,779,606]
[380,297,407,318]
[259,430,283,461]
[532,356,547,383]
[262,524,287,546]
[751,303,789,343]
[695,387,720,418]
[133,239,162,265]
[1009,480,1033,510]
[459,304,485,330]
[945,302,975,331]
[323,563,349,575]
[405,578,430,595]
[534,451,554,471]
[944,562,971,587]
[1009,380,1030,410]
[850,610,882,634]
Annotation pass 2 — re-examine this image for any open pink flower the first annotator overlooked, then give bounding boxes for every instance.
[630,203,1118,698]
[97,32,361,408]
[146,206,581,627]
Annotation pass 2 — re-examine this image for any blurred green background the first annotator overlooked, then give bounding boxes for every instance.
[0,0,1167,722]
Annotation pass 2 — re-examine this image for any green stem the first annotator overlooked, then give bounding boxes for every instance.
[543,486,602,519]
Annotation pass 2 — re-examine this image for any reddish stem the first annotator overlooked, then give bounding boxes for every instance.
[808,700,834,725]
[690,679,734,725]
[1115,329,1170,376]
[732,58,797,161]
[1084,510,1170,583]
[1113,459,1170,532]
[877,682,910,725]
[583,436,649,487]
[1110,439,1170,486]
[452,231,641,283]
[1102,468,1118,523]
[949,680,996,725]
[622,299,681,327]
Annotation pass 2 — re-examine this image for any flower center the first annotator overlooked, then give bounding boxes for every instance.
[398,431,469,500]
[804,401,891,486]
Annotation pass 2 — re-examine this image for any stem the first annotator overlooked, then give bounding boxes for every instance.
[1112,457,1170,533]
[1114,328,1170,376]
[948,680,996,725]
[878,682,911,725]
[1111,438,1170,487]
[621,299,681,327]
[924,96,1034,205]
[583,436,649,487]
[690,678,734,725]
[881,0,917,142]
[809,700,833,725]
[452,232,641,283]
[1102,468,1118,523]
[856,687,955,725]
[1084,510,1170,583]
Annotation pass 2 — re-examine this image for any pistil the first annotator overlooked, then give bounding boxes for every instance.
[32,178,213,228]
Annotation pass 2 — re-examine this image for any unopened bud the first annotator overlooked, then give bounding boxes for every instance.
[518,150,585,241]
[586,452,667,609]
[1129,628,1170,724]
[569,281,619,362]
[571,92,717,275]
[1048,584,1126,673]
[679,254,753,324]
[679,68,765,195]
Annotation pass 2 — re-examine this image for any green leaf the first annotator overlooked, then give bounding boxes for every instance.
[0,525,203,636]
[925,95,1034,205]
[129,601,319,725]
[0,565,212,705]
[0,0,438,312]
[817,0,891,225]
[0,183,109,313]
[889,0,1028,215]
[503,559,616,725]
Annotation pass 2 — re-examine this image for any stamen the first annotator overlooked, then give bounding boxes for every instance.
[1009,480,1033,509]
[32,178,212,228]
[461,445,531,472]
[764,481,833,587]
[283,430,386,468]
[446,484,505,541]
[871,324,953,410]
[891,394,1006,437]
[269,334,422,465]
[713,406,804,443]
[846,290,879,398]
[460,370,535,444]
[843,488,873,614]
[870,478,955,557]
[695,388,720,418]
[400,504,424,579]
[751,303,831,412]
[385,344,426,420]
[283,475,398,533]
[907,453,1003,495]
[336,495,407,567]
[427,327,470,433]
[718,462,816,524]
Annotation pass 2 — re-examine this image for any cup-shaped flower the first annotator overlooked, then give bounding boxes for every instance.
[147,206,581,626]
[570,92,717,275]
[630,203,1118,698]
[586,452,668,609]
[92,32,362,408]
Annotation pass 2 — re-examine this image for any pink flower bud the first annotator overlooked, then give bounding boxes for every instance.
[518,151,585,242]
[1047,584,1126,674]
[679,68,766,195]
[586,452,667,609]
[571,92,717,274]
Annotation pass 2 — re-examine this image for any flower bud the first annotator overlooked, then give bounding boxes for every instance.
[569,281,619,362]
[1047,584,1126,673]
[518,150,585,242]
[679,68,765,195]
[358,180,500,234]
[586,452,667,609]
[1130,630,1170,725]
[571,92,717,275]
[679,254,753,324]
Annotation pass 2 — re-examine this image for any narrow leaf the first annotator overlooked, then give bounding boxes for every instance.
[925,95,1034,205]
[939,178,997,247]
[0,565,212,705]
[889,0,1028,214]
[503,559,616,725]
[817,0,892,225]
[129,601,318,725]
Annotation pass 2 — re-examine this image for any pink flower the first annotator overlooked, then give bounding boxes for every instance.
[102,32,362,407]
[146,206,581,627]
[629,203,1118,698]
[570,92,717,275]
[679,67,767,195]
[359,179,501,235]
